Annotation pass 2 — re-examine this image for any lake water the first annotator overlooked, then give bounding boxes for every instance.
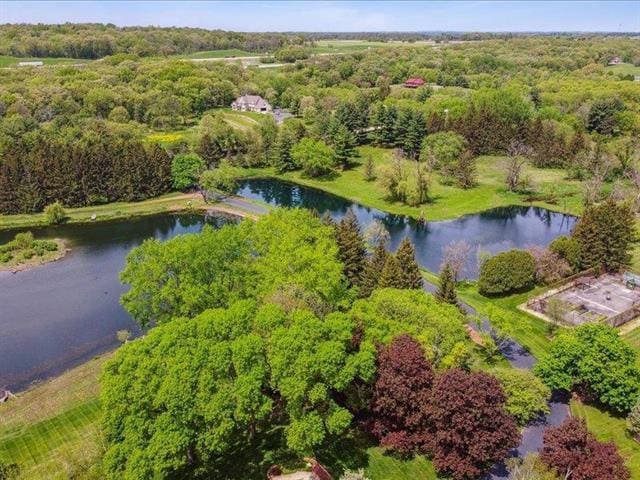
[0,178,576,391]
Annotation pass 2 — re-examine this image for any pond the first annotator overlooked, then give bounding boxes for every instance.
[0,179,576,391]
[0,213,237,392]
[236,178,577,277]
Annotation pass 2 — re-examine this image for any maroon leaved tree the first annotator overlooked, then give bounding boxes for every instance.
[430,369,520,480]
[369,334,434,455]
[541,417,629,480]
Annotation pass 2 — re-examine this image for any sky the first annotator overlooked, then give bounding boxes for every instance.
[0,1,638,32]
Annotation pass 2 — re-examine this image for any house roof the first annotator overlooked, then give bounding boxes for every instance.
[234,95,270,107]
[405,77,425,85]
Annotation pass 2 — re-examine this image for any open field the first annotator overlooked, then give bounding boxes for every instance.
[606,63,640,76]
[180,48,258,59]
[0,192,205,230]
[365,448,436,480]
[571,399,640,479]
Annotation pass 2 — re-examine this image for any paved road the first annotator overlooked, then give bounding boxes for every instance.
[423,280,569,479]
[220,196,270,216]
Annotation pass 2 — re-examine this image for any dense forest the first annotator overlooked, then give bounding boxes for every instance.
[0,31,638,214]
[0,23,304,58]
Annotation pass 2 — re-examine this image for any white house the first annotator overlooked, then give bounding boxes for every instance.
[231,95,272,113]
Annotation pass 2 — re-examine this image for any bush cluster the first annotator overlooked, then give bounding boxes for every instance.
[478,249,536,295]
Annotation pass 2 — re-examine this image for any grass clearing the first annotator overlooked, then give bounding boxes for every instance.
[365,447,437,480]
[570,399,640,479]
[181,48,258,59]
[255,146,583,222]
[606,63,640,76]
[0,192,205,231]
[0,354,110,479]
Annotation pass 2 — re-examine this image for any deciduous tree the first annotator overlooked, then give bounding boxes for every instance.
[370,335,434,455]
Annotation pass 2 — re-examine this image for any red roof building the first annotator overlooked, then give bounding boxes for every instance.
[404,77,425,88]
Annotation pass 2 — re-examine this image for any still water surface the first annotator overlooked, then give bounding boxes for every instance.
[0,178,576,391]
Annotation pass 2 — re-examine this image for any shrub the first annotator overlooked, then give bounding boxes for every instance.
[528,245,572,284]
[21,249,35,260]
[491,368,551,426]
[549,235,581,272]
[0,252,11,263]
[41,240,58,252]
[626,398,640,439]
[478,250,536,295]
[14,232,34,249]
[44,201,67,225]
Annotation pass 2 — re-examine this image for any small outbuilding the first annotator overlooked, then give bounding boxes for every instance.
[404,77,426,88]
[608,56,623,66]
[231,95,272,113]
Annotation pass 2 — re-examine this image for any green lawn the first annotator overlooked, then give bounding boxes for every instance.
[181,49,259,59]
[0,192,205,230]
[606,63,640,76]
[365,448,437,480]
[256,146,584,222]
[571,399,640,479]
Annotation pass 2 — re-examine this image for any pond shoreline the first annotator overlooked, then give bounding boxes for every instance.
[0,238,67,274]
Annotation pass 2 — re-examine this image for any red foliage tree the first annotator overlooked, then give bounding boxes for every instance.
[369,334,434,455]
[429,369,519,480]
[541,417,629,480]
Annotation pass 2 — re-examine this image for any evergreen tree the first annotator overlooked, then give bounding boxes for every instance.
[360,240,388,297]
[274,128,296,173]
[335,210,367,288]
[363,155,376,181]
[437,263,458,305]
[395,237,423,289]
[378,254,404,289]
[332,123,358,167]
[573,200,636,272]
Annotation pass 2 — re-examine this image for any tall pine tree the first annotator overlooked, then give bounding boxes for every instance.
[573,200,635,272]
[395,237,424,289]
[360,239,389,297]
[335,210,367,288]
[437,263,458,305]
[378,254,405,289]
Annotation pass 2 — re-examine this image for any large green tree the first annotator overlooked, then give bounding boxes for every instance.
[121,209,348,327]
[350,289,469,368]
[572,200,636,272]
[535,323,640,414]
[395,237,423,289]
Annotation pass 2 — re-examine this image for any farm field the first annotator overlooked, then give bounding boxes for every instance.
[606,62,640,76]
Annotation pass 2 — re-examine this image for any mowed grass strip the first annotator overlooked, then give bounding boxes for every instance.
[365,447,437,480]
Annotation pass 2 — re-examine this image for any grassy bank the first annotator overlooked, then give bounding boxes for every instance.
[255,146,584,221]
[0,354,111,479]
[0,192,206,231]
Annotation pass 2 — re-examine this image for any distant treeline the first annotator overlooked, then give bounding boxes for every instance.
[302,31,639,42]
[0,23,304,59]
[0,123,172,214]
